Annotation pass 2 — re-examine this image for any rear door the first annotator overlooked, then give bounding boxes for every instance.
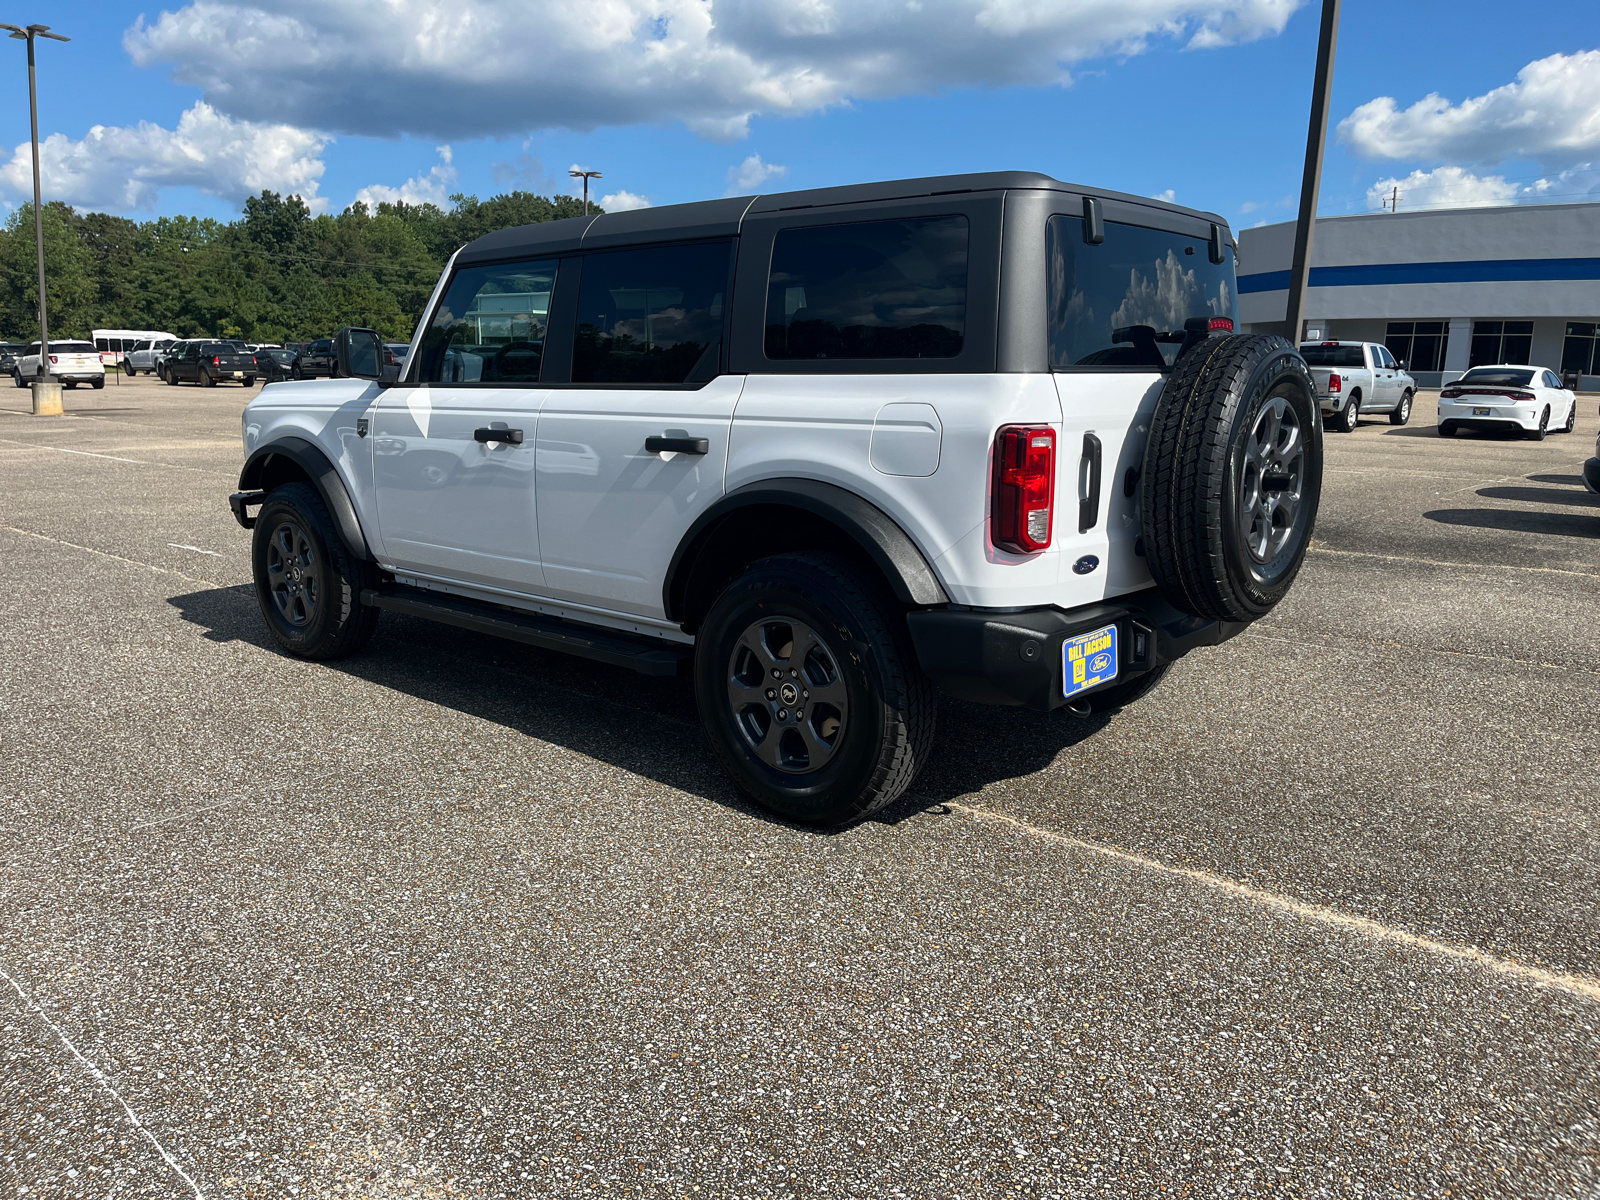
[535,240,738,619]
[371,257,559,594]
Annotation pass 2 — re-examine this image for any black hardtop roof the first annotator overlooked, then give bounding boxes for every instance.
[454,172,1230,266]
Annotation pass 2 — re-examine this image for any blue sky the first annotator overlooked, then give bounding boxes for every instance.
[2,1,1596,230]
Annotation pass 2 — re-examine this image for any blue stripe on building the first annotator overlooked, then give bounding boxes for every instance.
[1237,257,1600,295]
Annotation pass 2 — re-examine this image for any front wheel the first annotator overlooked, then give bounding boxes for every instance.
[694,552,934,826]
[251,482,380,660]
[1389,390,1413,426]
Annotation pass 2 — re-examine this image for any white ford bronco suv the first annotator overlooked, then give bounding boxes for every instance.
[229,172,1321,826]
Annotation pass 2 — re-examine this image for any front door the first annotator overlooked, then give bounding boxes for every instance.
[370,257,559,594]
[536,240,737,620]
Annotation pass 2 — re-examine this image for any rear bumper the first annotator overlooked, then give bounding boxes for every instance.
[1438,401,1540,430]
[907,588,1248,711]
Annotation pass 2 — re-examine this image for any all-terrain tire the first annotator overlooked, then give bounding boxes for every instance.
[1335,393,1360,432]
[251,482,380,660]
[694,552,935,826]
[1389,390,1413,426]
[1140,334,1322,622]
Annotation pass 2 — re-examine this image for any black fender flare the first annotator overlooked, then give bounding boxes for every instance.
[239,436,373,561]
[663,478,948,623]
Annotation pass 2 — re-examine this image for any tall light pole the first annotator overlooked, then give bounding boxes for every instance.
[1283,0,1339,347]
[2,22,70,415]
[569,168,602,216]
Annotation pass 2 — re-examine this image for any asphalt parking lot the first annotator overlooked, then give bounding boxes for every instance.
[2,373,1598,1199]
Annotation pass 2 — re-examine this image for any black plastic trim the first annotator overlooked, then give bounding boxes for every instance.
[361,585,692,676]
[237,436,373,561]
[663,477,949,621]
[907,588,1248,710]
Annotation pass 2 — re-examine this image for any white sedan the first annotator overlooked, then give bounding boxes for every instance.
[1438,365,1577,441]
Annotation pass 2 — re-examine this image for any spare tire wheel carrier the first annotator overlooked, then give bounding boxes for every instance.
[1138,334,1322,622]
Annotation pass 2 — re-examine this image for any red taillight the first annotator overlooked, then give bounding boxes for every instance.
[992,425,1055,554]
[211,355,222,365]
[1208,317,1234,332]
[1441,388,1462,399]
[1327,372,1342,393]
[48,354,58,364]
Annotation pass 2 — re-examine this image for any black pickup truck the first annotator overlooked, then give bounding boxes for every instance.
[166,340,257,387]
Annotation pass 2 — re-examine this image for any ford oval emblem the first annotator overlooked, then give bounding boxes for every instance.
[1073,555,1100,575]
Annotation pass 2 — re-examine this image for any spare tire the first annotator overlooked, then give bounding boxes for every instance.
[1139,334,1321,622]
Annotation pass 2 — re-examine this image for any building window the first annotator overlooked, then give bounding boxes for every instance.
[1469,320,1533,367]
[1562,322,1600,376]
[1385,321,1449,372]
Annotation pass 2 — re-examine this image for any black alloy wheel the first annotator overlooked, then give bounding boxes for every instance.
[1562,399,1577,433]
[250,482,380,660]
[1528,407,1549,441]
[265,518,321,629]
[1389,390,1413,426]
[694,552,933,826]
[1437,421,1455,437]
[1238,395,1307,570]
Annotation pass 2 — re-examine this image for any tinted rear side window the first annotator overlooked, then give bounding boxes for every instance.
[1047,217,1236,369]
[572,242,730,384]
[765,216,968,360]
[1299,345,1366,367]
[417,258,558,384]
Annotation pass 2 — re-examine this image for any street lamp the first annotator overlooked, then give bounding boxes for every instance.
[1,22,70,416]
[569,168,602,217]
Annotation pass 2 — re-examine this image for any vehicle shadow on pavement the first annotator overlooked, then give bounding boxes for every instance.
[167,585,1107,831]
[1379,425,1449,438]
[1477,484,1600,508]
[1424,507,1600,538]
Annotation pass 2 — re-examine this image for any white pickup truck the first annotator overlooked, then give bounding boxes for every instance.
[1298,341,1415,432]
[125,337,178,375]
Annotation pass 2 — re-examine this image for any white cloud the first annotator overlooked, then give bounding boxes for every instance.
[1339,50,1600,166]
[600,190,652,212]
[726,154,786,195]
[123,0,1305,142]
[0,101,326,212]
[1151,188,1176,202]
[1366,162,1600,212]
[353,145,459,209]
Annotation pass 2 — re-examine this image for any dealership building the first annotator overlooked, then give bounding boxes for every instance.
[1237,201,1600,390]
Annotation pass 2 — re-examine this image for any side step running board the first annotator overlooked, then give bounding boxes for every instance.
[360,586,693,677]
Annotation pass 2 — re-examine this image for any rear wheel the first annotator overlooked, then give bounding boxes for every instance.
[251,482,379,660]
[1437,421,1455,437]
[91,377,105,390]
[201,368,215,388]
[694,552,934,826]
[1527,407,1549,441]
[1562,399,1577,433]
[242,376,256,387]
[1336,393,1360,432]
[1389,390,1413,426]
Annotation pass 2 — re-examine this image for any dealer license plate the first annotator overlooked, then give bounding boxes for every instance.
[231,371,243,377]
[1473,406,1492,416]
[1063,624,1118,699]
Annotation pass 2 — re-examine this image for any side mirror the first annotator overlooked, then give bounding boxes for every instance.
[335,327,384,382]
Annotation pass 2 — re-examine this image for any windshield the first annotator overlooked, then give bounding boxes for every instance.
[269,350,296,363]
[1460,367,1536,387]
[1299,344,1366,367]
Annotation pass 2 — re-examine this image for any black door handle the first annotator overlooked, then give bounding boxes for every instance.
[474,428,523,445]
[645,436,709,455]
[1079,432,1102,533]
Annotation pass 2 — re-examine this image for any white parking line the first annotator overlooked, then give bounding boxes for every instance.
[0,524,220,588]
[1308,545,1599,579]
[0,965,207,1199]
[947,802,1600,1005]
[167,543,225,558]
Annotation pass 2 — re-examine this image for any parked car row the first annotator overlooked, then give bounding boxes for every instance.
[1300,340,1582,441]
[146,337,410,385]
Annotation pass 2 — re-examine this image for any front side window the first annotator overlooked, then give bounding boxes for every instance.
[1047,216,1236,369]
[764,216,968,360]
[416,257,558,384]
[573,242,729,383]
